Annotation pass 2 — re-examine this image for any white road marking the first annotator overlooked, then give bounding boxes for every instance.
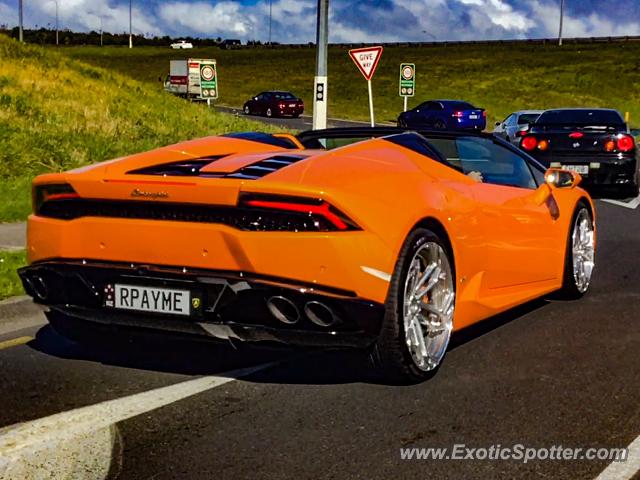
[594,433,640,480]
[0,362,275,479]
[361,266,392,282]
[601,193,640,209]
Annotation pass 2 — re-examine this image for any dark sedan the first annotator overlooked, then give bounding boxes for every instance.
[397,99,486,131]
[243,91,304,118]
[521,108,638,198]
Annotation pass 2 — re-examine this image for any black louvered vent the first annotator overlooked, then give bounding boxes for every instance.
[128,156,225,176]
[224,155,307,179]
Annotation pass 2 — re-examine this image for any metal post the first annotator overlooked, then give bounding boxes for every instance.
[558,0,564,46]
[367,80,374,127]
[312,0,328,130]
[55,0,59,46]
[129,0,133,48]
[268,0,272,45]
[403,96,407,113]
[18,0,23,42]
[100,16,103,47]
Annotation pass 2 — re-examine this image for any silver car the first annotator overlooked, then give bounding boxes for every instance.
[493,110,543,143]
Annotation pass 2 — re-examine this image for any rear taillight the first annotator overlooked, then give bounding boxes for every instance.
[538,140,549,151]
[239,194,360,232]
[452,111,464,118]
[278,102,285,109]
[569,132,584,139]
[604,140,616,152]
[617,135,635,152]
[33,183,79,215]
[521,136,538,151]
[482,110,487,118]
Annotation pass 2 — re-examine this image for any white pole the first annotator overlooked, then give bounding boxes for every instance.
[129,0,133,48]
[312,0,329,130]
[367,79,374,127]
[403,96,407,113]
[558,0,564,46]
[55,0,59,45]
[19,0,23,42]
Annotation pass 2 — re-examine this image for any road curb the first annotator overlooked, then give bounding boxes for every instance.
[0,296,38,321]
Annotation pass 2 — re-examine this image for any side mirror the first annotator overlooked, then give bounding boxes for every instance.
[545,168,581,189]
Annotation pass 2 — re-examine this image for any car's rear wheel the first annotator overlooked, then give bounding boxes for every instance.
[434,120,446,129]
[559,203,595,299]
[266,108,273,118]
[243,105,251,115]
[373,228,455,383]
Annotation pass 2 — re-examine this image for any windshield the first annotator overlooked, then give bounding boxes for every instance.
[273,92,296,100]
[517,114,540,125]
[536,109,624,127]
[446,101,476,111]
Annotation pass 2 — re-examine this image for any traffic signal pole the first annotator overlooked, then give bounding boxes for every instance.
[312,0,328,130]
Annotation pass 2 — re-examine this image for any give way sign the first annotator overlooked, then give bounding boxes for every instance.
[348,46,384,81]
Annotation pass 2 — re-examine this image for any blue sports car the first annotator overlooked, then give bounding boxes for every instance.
[398,99,486,131]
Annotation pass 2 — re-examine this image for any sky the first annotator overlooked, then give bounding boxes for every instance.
[1,0,639,43]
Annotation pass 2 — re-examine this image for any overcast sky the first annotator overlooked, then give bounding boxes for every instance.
[1,0,639,43]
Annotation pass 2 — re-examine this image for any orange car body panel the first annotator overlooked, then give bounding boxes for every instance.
[26,135,596,331]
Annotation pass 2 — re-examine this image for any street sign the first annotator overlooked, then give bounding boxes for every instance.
[399,63,415,97]
[348,46,383,127]
[348,46,383,81]
[199,60,218,100]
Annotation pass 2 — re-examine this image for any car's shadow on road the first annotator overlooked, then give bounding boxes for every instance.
[30,298,548,386]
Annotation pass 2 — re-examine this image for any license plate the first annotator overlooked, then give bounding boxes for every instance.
[469,114,478,119]
[562,165,589,174]
[288,103,296,107]
[105,284,191,316]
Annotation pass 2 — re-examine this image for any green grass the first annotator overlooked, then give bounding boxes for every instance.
[0,35,278,221]
[0,250,26,300]
[61,43,640,127]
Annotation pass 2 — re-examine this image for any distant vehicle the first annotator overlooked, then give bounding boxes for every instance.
[220,39,241,50]
[493,110,543,143]
[521,108,638,198]
[163,59,213,99]
[397,100,486,131]
[170,40,193,49]
[243,91,304,118]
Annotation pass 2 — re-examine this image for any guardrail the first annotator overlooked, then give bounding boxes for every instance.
[246,35,640,49]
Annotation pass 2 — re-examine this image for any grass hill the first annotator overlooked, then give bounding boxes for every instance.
[0,35,275,222]
[63,42,640,128]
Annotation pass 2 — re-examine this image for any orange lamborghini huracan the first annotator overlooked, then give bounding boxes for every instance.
[19,127,596,381]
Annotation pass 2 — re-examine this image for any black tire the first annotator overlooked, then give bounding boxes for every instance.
[558,201,595,299]
[292,113,300,118]
[372,228,455,383]
[243,105,251,115]
[434,120,446,130]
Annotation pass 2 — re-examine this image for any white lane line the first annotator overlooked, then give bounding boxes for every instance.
[594,434,640,480]
[0,362,275,479]
[602,194,640,209]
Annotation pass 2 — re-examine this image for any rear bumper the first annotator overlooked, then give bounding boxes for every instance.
[534,154,638,196]
[19,260,384,348]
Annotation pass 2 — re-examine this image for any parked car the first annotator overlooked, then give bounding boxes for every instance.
[397,100,486,131]
[170,40,193,49]
[521,108,638,198]
[20,127,595,382]
[243,91,304,118]
[493,110,543,143]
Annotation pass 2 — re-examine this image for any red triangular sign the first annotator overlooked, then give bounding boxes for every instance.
[349,46,384,81]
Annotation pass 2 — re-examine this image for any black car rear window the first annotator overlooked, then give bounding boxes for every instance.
[446,101,476,110]
[273,92,296,100]
[537,109,624,127]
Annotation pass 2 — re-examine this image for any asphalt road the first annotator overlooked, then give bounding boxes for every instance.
[0,198,639,479]
[215,105,391,131]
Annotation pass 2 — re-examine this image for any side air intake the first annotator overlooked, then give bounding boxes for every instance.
[224,155,307,180]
